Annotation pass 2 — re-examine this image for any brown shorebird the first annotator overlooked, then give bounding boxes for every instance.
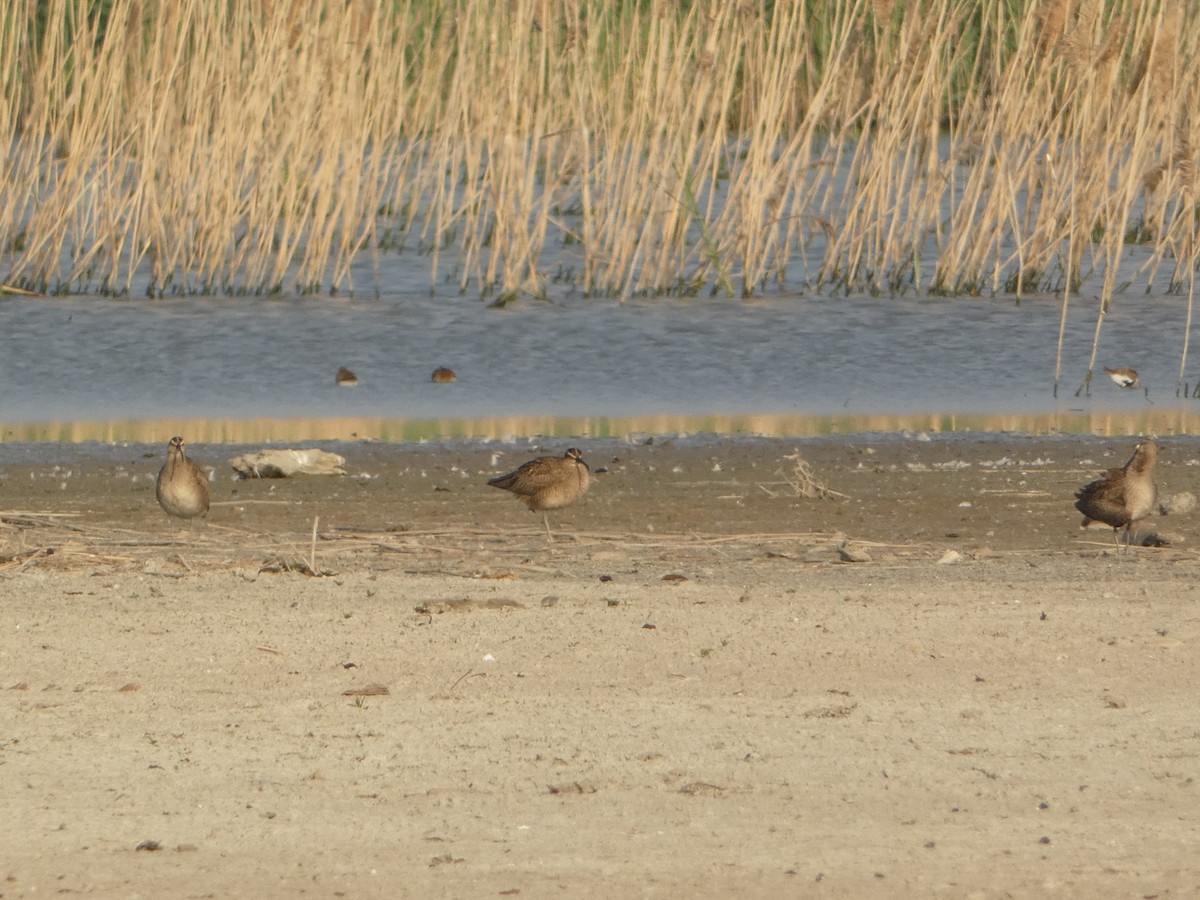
[431,367,457,383]
[487,447,590,540]
[1104,367,1139,389]
[156,436,211,521]
[335,366,359,386]
[1074,439,1158,551]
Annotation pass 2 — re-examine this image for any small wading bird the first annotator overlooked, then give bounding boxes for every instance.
[1104,367,1139,389]
[156,436,211,521]
[1074,439,1158,551]
[335,366,359,386]
[488,448,590,540]
[431,367,457,383]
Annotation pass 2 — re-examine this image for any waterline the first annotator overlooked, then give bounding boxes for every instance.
[2,410,1197,445]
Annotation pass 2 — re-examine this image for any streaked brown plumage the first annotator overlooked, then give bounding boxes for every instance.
[1074,439,1158,550]
[487,447,590,539]
[156,436,211,521]
[1103,367,1139,389]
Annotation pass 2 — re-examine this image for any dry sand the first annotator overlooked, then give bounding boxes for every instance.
[2,434,1199,898]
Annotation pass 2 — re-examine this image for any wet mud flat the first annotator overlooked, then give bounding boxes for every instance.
[2,434,1199,898]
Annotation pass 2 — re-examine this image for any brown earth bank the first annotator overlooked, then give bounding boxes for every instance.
[2,434,1199,899]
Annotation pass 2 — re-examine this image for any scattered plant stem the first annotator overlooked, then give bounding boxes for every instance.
[777,452,849,501]
[309,515,319,576]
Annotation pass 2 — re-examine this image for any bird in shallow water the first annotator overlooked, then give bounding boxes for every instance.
[1104,367,1139,389]
[1074,439,1158,551]
[156,436,211,521]
[487,447,590,540]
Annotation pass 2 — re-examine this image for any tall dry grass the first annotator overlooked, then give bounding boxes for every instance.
[0,0,1198,332]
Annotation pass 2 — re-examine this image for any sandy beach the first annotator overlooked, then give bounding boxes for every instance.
[2,434,1199,898]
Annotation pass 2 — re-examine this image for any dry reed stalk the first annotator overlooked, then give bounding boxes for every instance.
[1076,1,1192,390]
[935,2,1060,293]
[1,0,1199,311]
[729,1,802,294]
[777,451,848,501]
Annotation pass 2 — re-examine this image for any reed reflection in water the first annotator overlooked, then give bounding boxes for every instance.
[1,410,1197,446]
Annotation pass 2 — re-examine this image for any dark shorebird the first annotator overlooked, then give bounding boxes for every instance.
[487,448,590,540]
[335,366,359,386]
[156,436,211,521]
[1074,439,1158,551]
[431,367,457,383]
[1104,367,1139,389]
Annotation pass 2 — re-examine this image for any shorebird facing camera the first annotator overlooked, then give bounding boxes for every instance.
[156,436,210,521]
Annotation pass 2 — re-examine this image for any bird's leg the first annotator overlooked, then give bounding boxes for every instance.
[542,511,553,542]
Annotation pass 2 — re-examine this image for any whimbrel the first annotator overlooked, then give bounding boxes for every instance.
[1074,439,1158,551]
[156,436,211,521]
[487,448,590,540]
[1104,367,1139,389]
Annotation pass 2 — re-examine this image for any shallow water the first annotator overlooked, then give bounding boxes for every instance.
[2,266,1199,441]
[5,126,1200,443]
